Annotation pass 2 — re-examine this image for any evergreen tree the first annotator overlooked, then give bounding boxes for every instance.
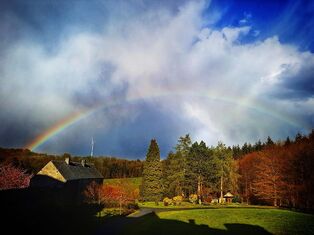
[186,141,216,199]
[254,140,263,151]
[141,139,163,202]
[295,132,303,143]
[162,152,185,197]
[175,134,192,156]
[284,136,291,146]
[242,142,249,154]
[266,136,274,146]
[309,129,314,141]
[163,134,191,197]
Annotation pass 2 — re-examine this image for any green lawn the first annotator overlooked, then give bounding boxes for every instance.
[139,201,209,209]
[103,177,142,187]
[121,208,314,235]
[138,201,275,209]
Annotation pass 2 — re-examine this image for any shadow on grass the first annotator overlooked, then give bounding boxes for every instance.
[1,188,103,235]
[1,188,272,235]
[95,212,272,235]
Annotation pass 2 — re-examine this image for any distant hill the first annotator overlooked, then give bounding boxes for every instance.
[0,147,143,178]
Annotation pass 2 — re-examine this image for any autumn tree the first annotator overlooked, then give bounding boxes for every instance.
[141,139,163,202]
[84,181,103,205]
[251,147,285,206]
[0,163,32,190]
[239,152,260,204]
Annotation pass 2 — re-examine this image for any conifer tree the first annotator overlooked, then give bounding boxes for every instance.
[141,139,163,202]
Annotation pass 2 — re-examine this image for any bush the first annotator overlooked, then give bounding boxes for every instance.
[163,197,172,206]
[203,195,213,204]
[232,195,240,203]
[173,196,183,205]
[100,208,135,217]
[189,194,198,204]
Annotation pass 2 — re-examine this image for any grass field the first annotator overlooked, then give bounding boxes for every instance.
[138,201,276,209]
[121,208,314,235]
[103,177,142,188]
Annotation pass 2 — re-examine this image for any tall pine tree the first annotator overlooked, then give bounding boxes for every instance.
[141,139,163,202]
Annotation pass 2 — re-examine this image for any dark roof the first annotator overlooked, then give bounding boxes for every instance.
[51,160,103,181]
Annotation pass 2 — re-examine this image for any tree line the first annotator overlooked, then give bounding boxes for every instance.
[239,131,314,209]
[0,148,143,179]
[1,130,313,211]
[141,131,314,210]
[141,135,238,203]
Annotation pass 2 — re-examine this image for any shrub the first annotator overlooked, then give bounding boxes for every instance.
[203,195,213,204]
[189,194,198,204]
[0,163,32,190]
[232,195,240,203]
[163,197,172,206]
[173,196,183,205]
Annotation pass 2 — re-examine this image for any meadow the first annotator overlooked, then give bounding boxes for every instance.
[104,177,142,188]
[117,207,314,235]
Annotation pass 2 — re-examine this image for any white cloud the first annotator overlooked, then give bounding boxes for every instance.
[0,0,313,150]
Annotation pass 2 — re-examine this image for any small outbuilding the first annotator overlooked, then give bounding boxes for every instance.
[223,192,234,203]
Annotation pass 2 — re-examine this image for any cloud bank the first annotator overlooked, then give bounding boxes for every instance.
[0,0,313,158]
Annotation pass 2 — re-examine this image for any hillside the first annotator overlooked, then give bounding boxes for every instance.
[0,147,143,178]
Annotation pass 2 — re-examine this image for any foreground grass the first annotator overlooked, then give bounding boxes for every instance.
[122,208,314,235]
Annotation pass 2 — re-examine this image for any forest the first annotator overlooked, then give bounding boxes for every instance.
[0,130,313,210]
[141,131,314,211]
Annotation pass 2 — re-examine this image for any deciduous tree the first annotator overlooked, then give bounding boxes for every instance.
[0,163,32,190]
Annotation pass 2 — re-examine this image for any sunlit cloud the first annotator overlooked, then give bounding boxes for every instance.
[0,0,313,157]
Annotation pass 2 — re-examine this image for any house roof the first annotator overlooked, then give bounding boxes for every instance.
[51,160,103,181]
[223,192,234,198]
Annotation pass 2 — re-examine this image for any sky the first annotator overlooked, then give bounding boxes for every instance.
[0,0,314,159]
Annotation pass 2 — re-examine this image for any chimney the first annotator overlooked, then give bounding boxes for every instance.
[65,157,70,165]
[81,159,86,167]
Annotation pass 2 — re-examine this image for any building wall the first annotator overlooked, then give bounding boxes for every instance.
[37,162,66,182]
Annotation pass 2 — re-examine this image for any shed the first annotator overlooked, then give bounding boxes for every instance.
[223,192,234,203]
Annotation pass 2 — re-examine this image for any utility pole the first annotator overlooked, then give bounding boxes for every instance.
[90,137,94,157]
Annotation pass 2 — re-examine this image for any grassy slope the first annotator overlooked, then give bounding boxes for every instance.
[103,177,142,187]
[124,208,314,235]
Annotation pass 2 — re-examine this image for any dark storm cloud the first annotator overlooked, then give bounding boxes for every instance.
[269,61,314,100]
[0,0,314,158]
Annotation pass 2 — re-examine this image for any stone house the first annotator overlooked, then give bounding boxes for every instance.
[30,158,103,202]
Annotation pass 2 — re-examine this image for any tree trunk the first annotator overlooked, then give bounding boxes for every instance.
[119,201,122,215]
[220,175,223,203]
[245,175,248,204]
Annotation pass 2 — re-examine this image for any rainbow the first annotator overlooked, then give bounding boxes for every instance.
[26,110,89,151]
[25,91,309,151]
